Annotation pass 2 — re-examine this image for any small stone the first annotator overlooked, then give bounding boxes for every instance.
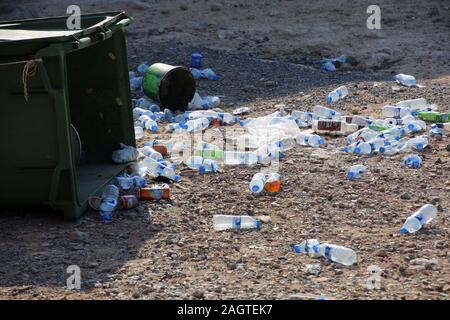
[446,144,450,152]
[400,192,411,200]
[410,258,438,266]
[435,240,447,249]
[179,3,188,11]
[210,4,222,12]
[256,215,271,223]
[132,291,140,299]
[304,264,321,275]
[442,284,450,292]
[68,230,89,242]
[192,290,205,299]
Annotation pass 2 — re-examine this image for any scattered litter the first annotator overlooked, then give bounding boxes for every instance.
[319,54,346,72]
[400,204,437,235]
[190,67,220,81]
[403,154,421,169]
[189,53,203,69]
[346,164,366,180]
[233,107,251,115]
[213,215,262,231]
[312,242,357,266]
[304,264,322,275]
[139,184,171,201]
[264,172,281,193]
[292,239,321,258]
[327,85,348,103]
[112,143,139,164]
[394,73,416,87]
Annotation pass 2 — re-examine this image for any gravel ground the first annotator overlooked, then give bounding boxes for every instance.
[0,1,449,300]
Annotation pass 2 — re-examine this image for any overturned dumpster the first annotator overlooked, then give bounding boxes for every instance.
[0,11,135,220]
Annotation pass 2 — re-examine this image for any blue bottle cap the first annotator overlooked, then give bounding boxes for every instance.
[347,171,355,180]
[399,227,408,235]
[255,220,262,230]
[251,185,260,193]
[174,175,181,183]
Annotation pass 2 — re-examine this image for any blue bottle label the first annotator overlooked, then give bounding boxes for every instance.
[233,217,241,230]
[324,246,332,259]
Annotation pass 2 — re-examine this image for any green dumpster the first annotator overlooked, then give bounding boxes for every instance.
[0,11,135,220]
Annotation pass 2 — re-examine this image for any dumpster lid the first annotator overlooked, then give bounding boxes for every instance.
[0,11,130,42]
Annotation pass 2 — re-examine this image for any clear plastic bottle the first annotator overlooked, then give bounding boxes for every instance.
[202,159,219,173]
[185,156,204,170]
[100,184,119,212]
[185,117,210,132]
[394,73,416,87]
[400,204,437,234]
[134,126,144,140]
[218,112,238,125]
[140,156,165,177]
[395,98,427,111]
[382,105,414,118]
[203,96,221,109]
[313,243,357,266]
[406,120,427,133]
[140,146,163,162]
[403,154,421,169]
[353,142,372,155]
[296,133,324,147]
[112,144,138,164]
[139,115,158,132]
[250,172,266,194]
[160,166,181,182]
[313,105,340,119]
[213,215,262,231]
[223,151,258,165]
[326,86,348,103]
[346,164,366,180]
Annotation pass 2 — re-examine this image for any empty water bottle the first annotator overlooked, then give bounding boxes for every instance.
[382,105,415,118]
[185,156,204,170]
[135,126,144,140]
[346,164,366,180]
[313,105,340,119]
[327,86,348,103]
[312,243,357,266]
[403,154,421,169]
[185,117,210,132]
[116,176,147,190]
[139,115,158,132]
[112,144,139,164]
[430,123,444,137]
[406,120,426,133]
[408,136,428,151]
[394,73,416,87]
[202,159,219,173]
[203,96,221,109]
[224,151,258,165]
[140,146,163,162]
[233,107,251,115]
[100,184,119,212]
[353,141,372,155]
[292,239,321,258]
[400,204,437,234]
[395,98,427,111]
[213,215,262,231]
[250,172,266,194]
[218,112,238,125]
[296,133,324,147]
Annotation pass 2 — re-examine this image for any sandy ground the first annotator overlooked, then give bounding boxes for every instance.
[0,0,449,300]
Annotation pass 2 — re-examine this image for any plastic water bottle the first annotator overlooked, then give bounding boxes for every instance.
[400,204,437,234]
[395,98,427,111]
[203,96,221,109]
[367,137,388,153]
[133,107,156,120]
[264,172,281,193]
[213,215,262,231]
[135,126,144,140]
[202,159,219,173]
[321,60,336,72]
[430,123,444,137]
[403,154,421,169]
[313,243,357,266]
[139,115,158,132]
[137,62,149,75]
[353,141,372,155]
[296,133,324,147]
[112,144,138,164]
[185,117,210,132]
[313,105,340,119]
[233,107,251,115]
[116,176,146,190]
[408,136,428,151]
[160,166,181,182]
[218,112,238,125]
[406,120,427,133]
[327,86,348,103]
[394,73,416,87]
[166,122,187,132]
[382,105,415,118]
[140,146,163,162]
[140,156,165,177]
[100,184,119,212]
[292,239,321,258]
[250,172,266,194]
[185,156,204,170]
[224,151,258,165]
[201,68,220,81]
[346,164,366,180]
[256,143,282,164]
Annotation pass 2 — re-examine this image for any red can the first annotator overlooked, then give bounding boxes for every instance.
[139,184,170,201]
[119,195,139,209]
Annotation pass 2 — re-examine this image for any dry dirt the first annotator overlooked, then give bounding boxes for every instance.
[0,0,449,300]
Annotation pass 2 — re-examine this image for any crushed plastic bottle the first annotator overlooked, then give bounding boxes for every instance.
[99,184,119,217]
[346,164,366,180]
[312,243,357,266]
[185,117,210,132]
[213,215,262,231]
[160,166,181,182]
[112,143,139,164]
[327,86,348,103]
[190,68,220,81]
[250,172,266,194]
[140,146,163,162]
[400,204,437,234]
[403,154,421,169]
[394,73,416,87]
[115,175,147,190]
[406,120,427,133]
